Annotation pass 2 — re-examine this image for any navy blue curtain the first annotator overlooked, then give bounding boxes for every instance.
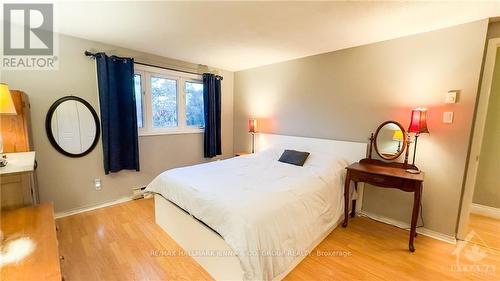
[95,53,140,174]
[203,73,222,158]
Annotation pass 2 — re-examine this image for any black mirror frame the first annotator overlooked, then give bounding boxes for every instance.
[45,96,100,158]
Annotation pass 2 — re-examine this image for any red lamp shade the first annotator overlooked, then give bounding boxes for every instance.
[248,119,257,133]
[408,108,429,134]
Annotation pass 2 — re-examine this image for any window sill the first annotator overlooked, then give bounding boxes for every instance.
[139,128,204,137]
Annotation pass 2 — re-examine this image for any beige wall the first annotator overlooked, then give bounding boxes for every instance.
[473,47,500,208]
[1,34,234,213]
[234,20,488,236]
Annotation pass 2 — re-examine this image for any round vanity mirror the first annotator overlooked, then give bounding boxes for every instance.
[45,96,100,157]
[373,121,407,161]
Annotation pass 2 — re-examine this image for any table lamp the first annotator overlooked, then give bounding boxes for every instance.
[0,83,17,166]
[407,108,429,174]
[392,130,404,152]
[248,119,257,153]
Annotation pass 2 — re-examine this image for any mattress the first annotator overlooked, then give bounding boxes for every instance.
[146,149,349,280]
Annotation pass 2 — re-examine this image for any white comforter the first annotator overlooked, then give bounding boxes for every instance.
[146,150,348,280]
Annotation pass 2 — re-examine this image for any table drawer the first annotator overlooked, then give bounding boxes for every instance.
[351,171,404,188]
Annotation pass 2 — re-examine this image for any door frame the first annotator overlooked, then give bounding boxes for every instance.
[456,38,500,239]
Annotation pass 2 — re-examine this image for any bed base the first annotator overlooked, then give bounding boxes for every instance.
[154,194,344,281]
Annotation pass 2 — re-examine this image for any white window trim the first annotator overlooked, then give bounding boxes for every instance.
[135,64,204,137]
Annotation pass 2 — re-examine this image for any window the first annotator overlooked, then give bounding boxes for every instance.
[134,65,204,136]
[185,81,204,127]
[133,74,143,128]
[151,76,177,128]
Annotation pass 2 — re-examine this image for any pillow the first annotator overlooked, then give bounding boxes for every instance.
[278,149,310,166]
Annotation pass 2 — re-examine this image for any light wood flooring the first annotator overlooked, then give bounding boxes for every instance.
[468,214,500,251]
[56,199,500,280]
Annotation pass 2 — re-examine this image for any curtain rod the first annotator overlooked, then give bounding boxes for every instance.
[84,51,223,80]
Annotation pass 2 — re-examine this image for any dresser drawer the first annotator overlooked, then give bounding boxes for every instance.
[1,174,22,184]
[1,174,33,209]
[351,171,404,188]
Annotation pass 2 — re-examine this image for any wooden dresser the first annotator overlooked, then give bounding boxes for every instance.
[1,203,61,281]
[0,89,38,210]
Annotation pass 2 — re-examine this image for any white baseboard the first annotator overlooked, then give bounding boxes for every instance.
[54,196,133,219]
[470,203,500,219]
[359,210,456,244]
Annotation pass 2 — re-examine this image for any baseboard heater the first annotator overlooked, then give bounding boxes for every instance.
[132,186,147,200]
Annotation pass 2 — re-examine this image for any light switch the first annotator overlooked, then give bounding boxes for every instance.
[443,112,454,124]
[445,91,458,104]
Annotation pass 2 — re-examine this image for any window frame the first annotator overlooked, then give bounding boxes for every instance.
[135,64,204,136]
[133,71,145,129]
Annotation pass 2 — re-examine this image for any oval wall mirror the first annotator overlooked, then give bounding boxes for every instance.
[45,96,100,157]
[373,121,407,161]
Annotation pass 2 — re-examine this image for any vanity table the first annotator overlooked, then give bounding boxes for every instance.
[0,151,38,209]
[343,159,424,252]
[342,121,425,252]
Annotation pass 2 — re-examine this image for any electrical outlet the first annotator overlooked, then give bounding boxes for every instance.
[94,179,102,190]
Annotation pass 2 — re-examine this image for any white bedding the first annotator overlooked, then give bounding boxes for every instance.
[146,149,349,281]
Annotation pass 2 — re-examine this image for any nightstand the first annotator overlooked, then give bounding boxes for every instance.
[342,159,424,252]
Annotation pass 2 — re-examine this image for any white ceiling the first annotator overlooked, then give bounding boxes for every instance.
[54,1,500,71]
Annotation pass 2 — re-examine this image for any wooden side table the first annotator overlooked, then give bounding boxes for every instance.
[342,159,424,252]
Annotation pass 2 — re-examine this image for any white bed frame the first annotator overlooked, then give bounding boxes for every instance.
[154,133,367,280]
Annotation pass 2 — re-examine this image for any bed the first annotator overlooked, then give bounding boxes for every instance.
[146,133,366,281]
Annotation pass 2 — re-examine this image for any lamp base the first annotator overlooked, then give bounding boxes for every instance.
[0,154,7,167]
[406,168,421,174]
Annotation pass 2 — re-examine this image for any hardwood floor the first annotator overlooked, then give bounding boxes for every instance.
[468,214,500,251]
[57,199,500,281]
[57,198,211,281]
